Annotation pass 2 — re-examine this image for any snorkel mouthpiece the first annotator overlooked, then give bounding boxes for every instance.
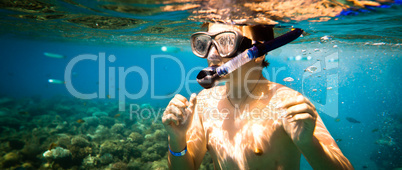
[196,66,220,89]
[196,28,303,89]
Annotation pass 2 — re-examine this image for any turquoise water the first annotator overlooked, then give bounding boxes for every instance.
[0,0,401,169]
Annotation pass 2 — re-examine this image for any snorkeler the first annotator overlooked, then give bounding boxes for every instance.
[162,23,353,169]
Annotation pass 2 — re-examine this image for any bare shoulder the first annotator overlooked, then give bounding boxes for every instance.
[196,88,211,100]
[196,85,226,101]
[195,85,225,113]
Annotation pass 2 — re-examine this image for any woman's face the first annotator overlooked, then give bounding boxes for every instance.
[205,24,243,67]
[205,24,266,81]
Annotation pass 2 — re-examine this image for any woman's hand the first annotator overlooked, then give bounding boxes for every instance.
[162,93,197,140]
[280,95,317,146]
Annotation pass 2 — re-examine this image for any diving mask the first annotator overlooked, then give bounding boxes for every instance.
[195,28,304,89]
[191,30,252,58]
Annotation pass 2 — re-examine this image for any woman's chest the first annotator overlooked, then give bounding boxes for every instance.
[204,118,292,169]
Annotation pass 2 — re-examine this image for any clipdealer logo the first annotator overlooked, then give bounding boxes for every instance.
[301,51,340,118]
[64,53,203,113]
[63,49,340,119]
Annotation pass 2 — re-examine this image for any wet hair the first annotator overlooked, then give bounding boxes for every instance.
[262,58,270,68]
[248,25,273,68]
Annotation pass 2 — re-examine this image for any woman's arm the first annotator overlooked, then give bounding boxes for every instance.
[168,107,207,169]
[164,93,207,169]
[279,90,353,170]
[297,115,353,170]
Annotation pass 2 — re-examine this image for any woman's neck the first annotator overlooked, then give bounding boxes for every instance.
[225,69,264,104]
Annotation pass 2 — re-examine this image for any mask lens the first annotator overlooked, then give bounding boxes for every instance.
[192,35,211,57]
[215,32,236,57]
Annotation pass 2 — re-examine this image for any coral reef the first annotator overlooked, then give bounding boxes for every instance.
[371,112,402,169]
[42,147,73,169]
[128,132,144,144]
[82,154,100,168]
[43,147,71,160]
[0,96,214,169]
[92,111,108,118]
[1,152,20,168]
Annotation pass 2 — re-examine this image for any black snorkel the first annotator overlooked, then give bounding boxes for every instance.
[196,28,304,89]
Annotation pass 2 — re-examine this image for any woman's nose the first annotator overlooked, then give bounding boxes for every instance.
[207,45,221,60]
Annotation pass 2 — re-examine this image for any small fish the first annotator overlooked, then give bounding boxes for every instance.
[371,128,379,132]
[107,95,111,99]
[48,79,65,84]
[346,117,361,123]
[312,89,317,92]
[304,66,317,73]
[254,148,263,156]
[114,114,121,118]
[283,77,294,82]
[362,165,368,169]
[44,52,66,59]
[83,102,87,106]
[49,143,58,150]
[335,139,342,142]
[335,118,341,122]
[327,87,333,90]
[76,119,85,123]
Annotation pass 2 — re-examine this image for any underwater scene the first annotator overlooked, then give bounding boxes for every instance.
[0,0,401,169]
